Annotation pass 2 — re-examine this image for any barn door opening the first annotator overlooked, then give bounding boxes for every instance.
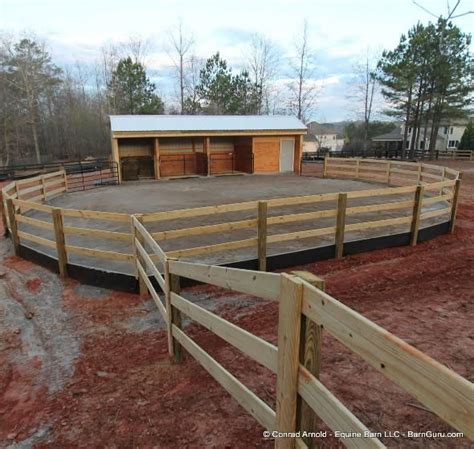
[280,139,295,172]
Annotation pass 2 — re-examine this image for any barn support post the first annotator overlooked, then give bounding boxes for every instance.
[410,185,424,246]
[6,199,20,255]
[335,192,347,258]
[154,137,160,180]
[52,208,68,278]
[291,271,325,449]
[275,274,303,449]
[449,176,462,234]
[111,138,122,184]
[257,201,268,271]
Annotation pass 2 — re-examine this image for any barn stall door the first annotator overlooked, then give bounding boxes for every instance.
[280,139,295,172]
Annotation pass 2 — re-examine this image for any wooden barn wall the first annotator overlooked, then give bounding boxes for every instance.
[252,136,281,173]
[210,137,234,153]
[118,138,153,157]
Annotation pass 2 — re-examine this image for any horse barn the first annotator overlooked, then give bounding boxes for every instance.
[109,115,306,182]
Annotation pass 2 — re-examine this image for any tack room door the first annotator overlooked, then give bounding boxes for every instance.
[279,139,294,172]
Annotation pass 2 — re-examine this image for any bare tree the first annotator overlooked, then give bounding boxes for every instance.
[121,35,152,65]
[167,21,194,114]
[348,50,380,151]
[287,21,318,123]
[246,34,279,114]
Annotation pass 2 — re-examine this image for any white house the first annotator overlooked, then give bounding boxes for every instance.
[372,119,469,152]
[306,122,344,152]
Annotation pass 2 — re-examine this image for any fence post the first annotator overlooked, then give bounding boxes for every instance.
[62,169,68,192]
[449,176,462,234]
[275,274,303,449]
[410,185,424,246]
[257,201,268,271]
[52,208,68,277]
[164,258,183,362]
[133,214,147,297]
[355,158,360,179]
[387,161,392,184]
[335,193,347,259]
[6,198,20,255]
[291,271,325,449]
[0,191,8,236]
[40,175,46,200]
[322,156,328,178]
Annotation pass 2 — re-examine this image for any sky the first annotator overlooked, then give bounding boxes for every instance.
[1,0,473,122]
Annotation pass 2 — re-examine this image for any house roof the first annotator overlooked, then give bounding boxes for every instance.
[307,122,337,136]
[372,128,402,141]
[303,133,318,142]
[110,115,307,133]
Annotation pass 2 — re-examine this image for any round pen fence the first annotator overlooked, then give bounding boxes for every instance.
[0,158,462,292]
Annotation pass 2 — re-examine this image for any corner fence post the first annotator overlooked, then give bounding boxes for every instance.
[6,198,20,255]
[291,271,325,449]
[275,274,303,449]
[164,258,183,362]
[335,192,347,259]
[52,208,68,278]
[410,185,424,246]
[449,176,462,234]
[257,201,268,271]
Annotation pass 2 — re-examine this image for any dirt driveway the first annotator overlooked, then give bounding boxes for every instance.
[0,160,472,448]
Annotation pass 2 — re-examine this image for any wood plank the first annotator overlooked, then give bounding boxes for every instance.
[346,185,417,199]
[6,199,20,254]
[422,180,455,191]
[335,193,347,259]
[258,201,267,271]
[137,261,168,321]
[275,274,303,449]
[298,367,385,449]
[167,237,258,258]
[13,198,53,213]
[132,215,167,262]
[65,244,134,261]
[292,272,325,449]
[267,226,336,244]
[422,193,452,205]
[61,208,131,222]
[52,208,68,277]
[16,214,53,230]
[135,237,166,290]
[173,325,276,431]
[420,207,451,220]
[17,230,56,248]
[301,284,474,440]
[143,200,258,223]
[346,200,414,215]
[267,209,338,225]
[63,225,131,241]
[267,192,339,207]
[171,292,278,372]
[151,218,257,241]
[18,183,43,196]
[410,185,423,246]
[168,260,281,301]
[449,178,462,233]
[44,186,66,198]
[345,215,412,232]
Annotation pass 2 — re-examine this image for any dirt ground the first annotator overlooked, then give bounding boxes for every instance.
[1,160,473,448]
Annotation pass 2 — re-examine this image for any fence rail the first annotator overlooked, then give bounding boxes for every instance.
[0,158,463,278]
[128,219,474,448]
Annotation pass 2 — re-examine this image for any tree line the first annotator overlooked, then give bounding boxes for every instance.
[0,23,317,166]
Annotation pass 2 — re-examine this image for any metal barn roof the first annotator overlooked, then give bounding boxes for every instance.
[110,115,307,133]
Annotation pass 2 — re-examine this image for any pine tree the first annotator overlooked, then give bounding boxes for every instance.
[459,121,474,150]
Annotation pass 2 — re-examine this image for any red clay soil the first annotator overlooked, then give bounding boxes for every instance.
[1,161,473,448]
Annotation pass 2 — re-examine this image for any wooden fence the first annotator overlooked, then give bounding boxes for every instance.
[437,149,473,160]
[131,217,474,448]
[0,159,463,277]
